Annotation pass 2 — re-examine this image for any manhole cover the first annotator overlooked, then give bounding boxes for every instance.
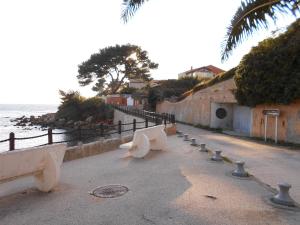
[91,185,129,198]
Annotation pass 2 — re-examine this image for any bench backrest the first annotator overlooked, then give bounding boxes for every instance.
[0,144,66,181]
[133,125,165,143]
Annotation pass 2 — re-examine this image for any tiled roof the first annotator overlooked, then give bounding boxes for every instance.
[184,65,225,75]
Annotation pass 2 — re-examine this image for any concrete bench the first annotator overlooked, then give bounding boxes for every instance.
[0,144,67,192]
[120,125,167,158]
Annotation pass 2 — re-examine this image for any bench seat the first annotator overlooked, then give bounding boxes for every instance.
[120,125,167,158]
[0,144,67,192]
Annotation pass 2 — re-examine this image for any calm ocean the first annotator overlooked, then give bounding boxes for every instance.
[0,104,66,152]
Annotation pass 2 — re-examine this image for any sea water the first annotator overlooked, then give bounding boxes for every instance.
[0,104,65,152]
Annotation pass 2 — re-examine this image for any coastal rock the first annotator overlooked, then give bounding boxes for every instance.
[66,120,74,126]
[85,116,94,123]
[55,118,66,127]
[74,121,85,128]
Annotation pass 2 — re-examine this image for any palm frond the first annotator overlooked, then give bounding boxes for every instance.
[221,0,300,61]
[121,0,148,23]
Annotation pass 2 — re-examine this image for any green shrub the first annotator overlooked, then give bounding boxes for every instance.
[56,90,113,122]
[176,68,236,101]
[148,77,201,110]
[235,18,300,106]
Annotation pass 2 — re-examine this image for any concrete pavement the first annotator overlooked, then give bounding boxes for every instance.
[1,134,300,225]
[177,123,300,204]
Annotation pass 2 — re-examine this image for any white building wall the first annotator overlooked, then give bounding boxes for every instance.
[126,96,134,106]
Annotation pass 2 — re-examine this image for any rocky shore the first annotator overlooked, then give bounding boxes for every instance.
[11,113,113,130]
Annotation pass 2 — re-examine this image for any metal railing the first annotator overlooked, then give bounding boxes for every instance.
[112,105,175,125]
[0,107,175,151]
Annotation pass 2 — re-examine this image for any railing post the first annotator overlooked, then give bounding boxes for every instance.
[133,119,136,132]
[48,128,53,144]
[9,132,15,151]
[171,114,176,124]
[100,123,104,137]
[145,118,148,128]
[118,120,122,135]
[78,127,82,141]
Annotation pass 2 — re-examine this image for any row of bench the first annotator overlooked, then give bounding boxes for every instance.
[0,125,167,192]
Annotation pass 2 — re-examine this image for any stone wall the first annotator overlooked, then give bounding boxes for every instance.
[114,109,176,135]
[64,109,177,162]
[113,109,153,131]
[64,135,132,162]
[156,78,237,126]
[252,99,300,144]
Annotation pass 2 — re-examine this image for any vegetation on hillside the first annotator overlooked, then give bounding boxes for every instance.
[77,44,158,96]
[177,68,236,101]
[56,90,113,123]
[235,18,300,106]
[147,77,201,110]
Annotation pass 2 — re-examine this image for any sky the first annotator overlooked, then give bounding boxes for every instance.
[0,0,297,104]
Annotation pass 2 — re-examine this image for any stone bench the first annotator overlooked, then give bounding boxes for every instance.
[0,144,67,192]
[120,125,167,158]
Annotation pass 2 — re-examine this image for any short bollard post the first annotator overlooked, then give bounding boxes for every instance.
[190,138,197,146]
[271,183,295,207]
[232,161,249,177]
[211,150,222,161]
[183,134,189,141]
[177,131,183,137]
[199,143,207,152]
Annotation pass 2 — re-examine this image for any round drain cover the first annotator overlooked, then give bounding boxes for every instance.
[216,108,227,119]
[92,185,129,198]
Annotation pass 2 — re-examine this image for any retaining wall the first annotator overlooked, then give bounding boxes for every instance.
[113,109,153,131]
[64,109,176,161]
[156,78,236,126]
[64,135,132,162]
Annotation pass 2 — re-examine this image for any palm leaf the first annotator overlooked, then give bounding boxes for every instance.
[121,0,148,23]
[221,0,300,61]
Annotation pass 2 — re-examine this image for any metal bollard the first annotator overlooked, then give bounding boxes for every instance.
[199,143,208,152]
[211,150,223,161]
[177,131,183,137]
[232,161,249,177]
[183,134,189,141]
[271,183,295,207]
[190,138,197,146]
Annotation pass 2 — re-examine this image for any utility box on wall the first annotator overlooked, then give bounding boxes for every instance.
[210,103,233,130]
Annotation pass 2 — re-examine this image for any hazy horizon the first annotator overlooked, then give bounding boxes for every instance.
[0,0,297,104]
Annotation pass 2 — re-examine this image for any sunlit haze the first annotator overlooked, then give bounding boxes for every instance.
[0,0,297,104]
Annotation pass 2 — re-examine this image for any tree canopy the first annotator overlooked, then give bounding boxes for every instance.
[77,44,158,96]
[235,18,300,106]
[56,90,113,122]
[147,77,201,110]
[222,0,300,61]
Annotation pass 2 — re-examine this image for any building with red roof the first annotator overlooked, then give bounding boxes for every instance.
[178,65,225,79]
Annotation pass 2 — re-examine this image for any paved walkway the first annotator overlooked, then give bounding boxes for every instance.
[1,135,300,225]
[177,123,300,203]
